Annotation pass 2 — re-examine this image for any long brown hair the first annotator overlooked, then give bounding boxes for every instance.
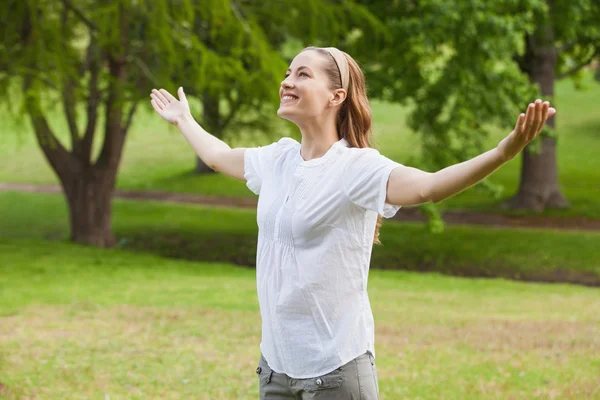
[303,46,384,245]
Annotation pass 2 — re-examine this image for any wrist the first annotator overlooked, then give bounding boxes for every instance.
[175,112,194,128]
[493,145,510,164]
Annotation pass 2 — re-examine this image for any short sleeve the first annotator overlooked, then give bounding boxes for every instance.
[244,137,297,195]
[342,149,402,218]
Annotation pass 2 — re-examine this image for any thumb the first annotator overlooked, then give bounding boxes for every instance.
[178,87,188,103]
[514,113,525,134]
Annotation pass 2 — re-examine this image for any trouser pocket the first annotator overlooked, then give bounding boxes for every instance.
[256,355,273,385]
[302,367,344,392]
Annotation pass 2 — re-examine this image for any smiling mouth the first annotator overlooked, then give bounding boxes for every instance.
[281,95,299,104]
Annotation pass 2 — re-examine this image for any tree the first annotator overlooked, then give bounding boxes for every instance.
[1,0,179,247]
[354,0,600,212]
[0,0,383,246]
[508,0,600,210]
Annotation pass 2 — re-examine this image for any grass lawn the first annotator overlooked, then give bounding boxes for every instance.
[2,191,600,287]
[1,73,599,218]
[1,238,599,399]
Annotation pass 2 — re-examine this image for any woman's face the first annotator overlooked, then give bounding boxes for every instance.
[277,50,339,124]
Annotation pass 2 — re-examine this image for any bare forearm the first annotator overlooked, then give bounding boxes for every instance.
[387,100,555,207]
[426,147,506,203]
[176,113,231,170]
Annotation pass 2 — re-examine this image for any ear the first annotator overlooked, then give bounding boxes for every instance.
[329,89,347,107]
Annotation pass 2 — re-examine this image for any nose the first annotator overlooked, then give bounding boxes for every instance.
[281,77,294,90]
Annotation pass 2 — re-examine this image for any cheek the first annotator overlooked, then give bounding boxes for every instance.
[303,90,329,109]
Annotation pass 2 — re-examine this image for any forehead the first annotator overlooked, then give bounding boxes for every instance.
[288,50,328,71]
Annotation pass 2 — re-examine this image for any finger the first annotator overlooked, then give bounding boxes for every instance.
[536,101,550,136]
[160,88,177,102]
[178,87,188,103]
[547,107,556,119]
[514,113,525,134]
[152,88,170,106]
[150,99,163,113]
[524,102,535,135]
[150,93,166,109]
[529,99,543,140]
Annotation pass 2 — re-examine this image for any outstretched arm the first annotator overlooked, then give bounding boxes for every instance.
[386,99,556,206]
[150,87,246,181]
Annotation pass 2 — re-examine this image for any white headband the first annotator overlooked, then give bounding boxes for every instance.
[322,47,349,91]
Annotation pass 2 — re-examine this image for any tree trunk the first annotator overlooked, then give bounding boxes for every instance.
[507,10,570,211]
[508,136,569,211]
[196,92,221,174]
[20,1,132,248]
[63,171,116,247]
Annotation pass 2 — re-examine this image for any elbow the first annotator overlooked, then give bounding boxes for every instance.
[427,190,447,204]
[427,188,443,204]
[420,192,438,205]
[206,159,220,172]
[419,175,438,204]
[202,153,221,173]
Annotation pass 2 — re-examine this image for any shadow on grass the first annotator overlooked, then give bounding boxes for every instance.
[120,231,258,267]
[119,231,600,287]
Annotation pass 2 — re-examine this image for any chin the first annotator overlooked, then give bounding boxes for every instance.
[277,107,298,122]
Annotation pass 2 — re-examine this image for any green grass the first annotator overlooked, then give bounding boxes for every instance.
[2,74,598,217]
[1,238,599,399]
[2,191,599,286]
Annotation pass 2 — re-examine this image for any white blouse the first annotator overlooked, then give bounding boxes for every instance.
[244,136,402,379]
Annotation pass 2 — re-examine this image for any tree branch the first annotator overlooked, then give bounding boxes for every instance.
[221,91,244,132]
[557,49,599,79]
[14,66,59,90]
[63,76,80,151]
[557,41,577,53]
[97,3,127,170]
[60,6,80,150]
[96,59,126,170]
[24,78,74,179]
[130,55,160,86]
[123,101,138,134]
[81,37,101,165]
[20,5,73,178]
[60,0,97,31]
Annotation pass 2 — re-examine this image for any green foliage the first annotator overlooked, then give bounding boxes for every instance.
[353,0,599,167]
[0,0,384,147]
[186,0,385,143]
[354,0,535,167]
[348,0,600,221]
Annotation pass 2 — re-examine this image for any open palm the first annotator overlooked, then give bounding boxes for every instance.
[150,87,191,126]
[497,99,556,161]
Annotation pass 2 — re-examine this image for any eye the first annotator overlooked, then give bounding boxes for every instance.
[284,71,310,79]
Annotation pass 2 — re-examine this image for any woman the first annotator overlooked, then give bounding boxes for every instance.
[150,46,555,399]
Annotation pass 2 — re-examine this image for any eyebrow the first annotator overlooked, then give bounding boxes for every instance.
[286,66,311,73]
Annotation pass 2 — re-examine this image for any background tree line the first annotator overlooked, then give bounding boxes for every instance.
[1,0,598,247]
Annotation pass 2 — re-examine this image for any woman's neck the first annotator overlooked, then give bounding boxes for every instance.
[297,116,340,161]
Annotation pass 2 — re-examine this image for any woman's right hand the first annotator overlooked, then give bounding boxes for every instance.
[150,87,191,126]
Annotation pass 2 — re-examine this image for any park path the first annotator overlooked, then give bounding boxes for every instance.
[2,182,600,232]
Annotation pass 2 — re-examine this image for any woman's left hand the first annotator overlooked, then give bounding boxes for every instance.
[497,99,557,161]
